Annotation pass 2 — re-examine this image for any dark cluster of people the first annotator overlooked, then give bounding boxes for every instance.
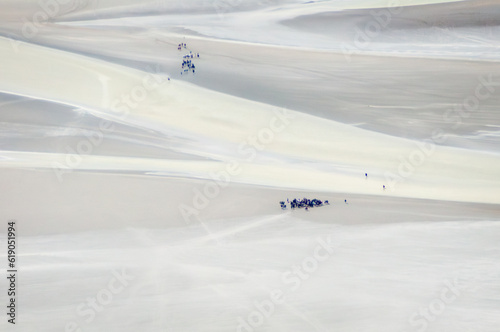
[182,54,196,74]
[277,173,385,211]
[280,198,329,210]
[178,42,200,75]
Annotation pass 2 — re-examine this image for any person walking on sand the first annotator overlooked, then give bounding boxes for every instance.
[383,185,386,190]
[344,199,347,204]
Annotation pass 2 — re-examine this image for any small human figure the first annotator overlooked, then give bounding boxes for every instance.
[197,53,199,58]
[305,207,309,211]
[383,185,386,190]
[365,173,367,178]
[344,199,347,204]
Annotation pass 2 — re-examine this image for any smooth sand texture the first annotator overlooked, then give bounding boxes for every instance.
[0,1,499,331]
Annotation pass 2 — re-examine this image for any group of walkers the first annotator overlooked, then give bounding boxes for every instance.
[182,55,196,74]
[178,42,200,75]
[278,174,388,211]
[280,198,329,211]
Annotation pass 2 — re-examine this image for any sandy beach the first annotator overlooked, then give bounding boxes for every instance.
[0,0,499,331]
